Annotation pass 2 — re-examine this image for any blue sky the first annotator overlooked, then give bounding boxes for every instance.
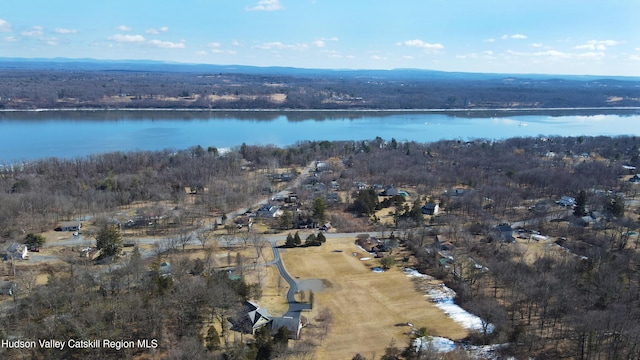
[1,0,639,76]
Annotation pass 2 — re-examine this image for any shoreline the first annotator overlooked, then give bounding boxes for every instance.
[1,106,640,113]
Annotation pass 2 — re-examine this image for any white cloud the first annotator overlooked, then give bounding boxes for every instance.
[576,52,605,60]
[22,26,44,37]
[245,0,284,11]
[4,36,17,42]
[371,55,387,60]
[532,43,543,48]
[117,25,132,32]
[211,48,237,54]
[148,39,185,49]
[253,41,308,50]
[45,38,58,46]
[502,34,527,40]
[575,40,620,51]
[312,40,325,48]
[55,28,77,34]
[397,39,444,51]
[0,19,12,32]
[146,26,169,35]
[208,42,222,48]
[484,38,496,43]
[109,34,145,43]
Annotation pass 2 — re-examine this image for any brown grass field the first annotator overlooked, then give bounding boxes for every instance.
[277,237,468,360]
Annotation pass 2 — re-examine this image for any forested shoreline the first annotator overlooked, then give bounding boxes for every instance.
[1,61,639,110]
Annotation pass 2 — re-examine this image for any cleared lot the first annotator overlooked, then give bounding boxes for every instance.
[279,237,468,360]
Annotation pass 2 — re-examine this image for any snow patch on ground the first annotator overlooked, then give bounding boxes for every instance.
[404,268,493,333]
[413,336,456,353]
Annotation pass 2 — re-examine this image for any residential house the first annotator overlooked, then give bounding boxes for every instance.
[6,243,29,260]
[269,316,303,340]
[421,203,440,215]
[232,301,273,334]
[256,205,283,218]
[55,221,82,232]
[495,224,515,243]
[630,174,640,184]
[557,196,576,207]
[380,185,398,197]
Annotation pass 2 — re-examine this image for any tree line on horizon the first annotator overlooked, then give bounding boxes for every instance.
[0,67,639,110]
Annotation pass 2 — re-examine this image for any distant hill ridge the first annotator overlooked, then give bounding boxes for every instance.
[1,57,638,82]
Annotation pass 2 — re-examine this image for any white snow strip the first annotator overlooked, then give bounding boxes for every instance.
[413,336,456,353]
[405,268,494,333]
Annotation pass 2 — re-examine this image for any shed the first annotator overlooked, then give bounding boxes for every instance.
[0,281,17,296]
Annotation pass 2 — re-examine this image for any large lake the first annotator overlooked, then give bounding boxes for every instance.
[1,109,639,163]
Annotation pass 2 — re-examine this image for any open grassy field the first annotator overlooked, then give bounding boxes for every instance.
[279,237,468,360]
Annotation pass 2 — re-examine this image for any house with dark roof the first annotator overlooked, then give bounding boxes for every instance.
[256,205,283,218]
[269,316,303,340]
[55,221,82,232]
[421,203,440,215]
[232,301,273,334]
[231,301,303,339]
[380,185,398,197]
[495,224,515,243]
[557,196,576,207]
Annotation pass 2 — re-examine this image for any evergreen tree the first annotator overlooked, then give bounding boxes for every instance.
[279,209,293,230]
[305,233,318,246]
[95,224,123,259]
[317,232,327,244]
[294,232,302,246]
[205,325,220,351]
[574,190,587,217]
[273,326,289,347]
[285,233,295,247]
[24,233,45,248]
[312,197,328,223]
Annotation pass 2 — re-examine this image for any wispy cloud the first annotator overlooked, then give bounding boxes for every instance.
[501,34,527,40]
[574,40,620,51]
[203,42,237,54]
[312,37,338,48]
[506,48,606,62]
[54,28,77,34]
[397,39,444,51]
[22,26,44,37]
[117,25,132,32]
[0,19,12,32]
[148,39,185,49]
[245,0,283,11]
[253,41,308,50]
[109,34,145,43]
[146,26,169,35]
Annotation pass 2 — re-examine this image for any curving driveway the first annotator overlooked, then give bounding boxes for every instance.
[269,242,312,317]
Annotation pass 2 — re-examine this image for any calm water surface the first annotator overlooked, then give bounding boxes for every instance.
[1,110,639,163]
